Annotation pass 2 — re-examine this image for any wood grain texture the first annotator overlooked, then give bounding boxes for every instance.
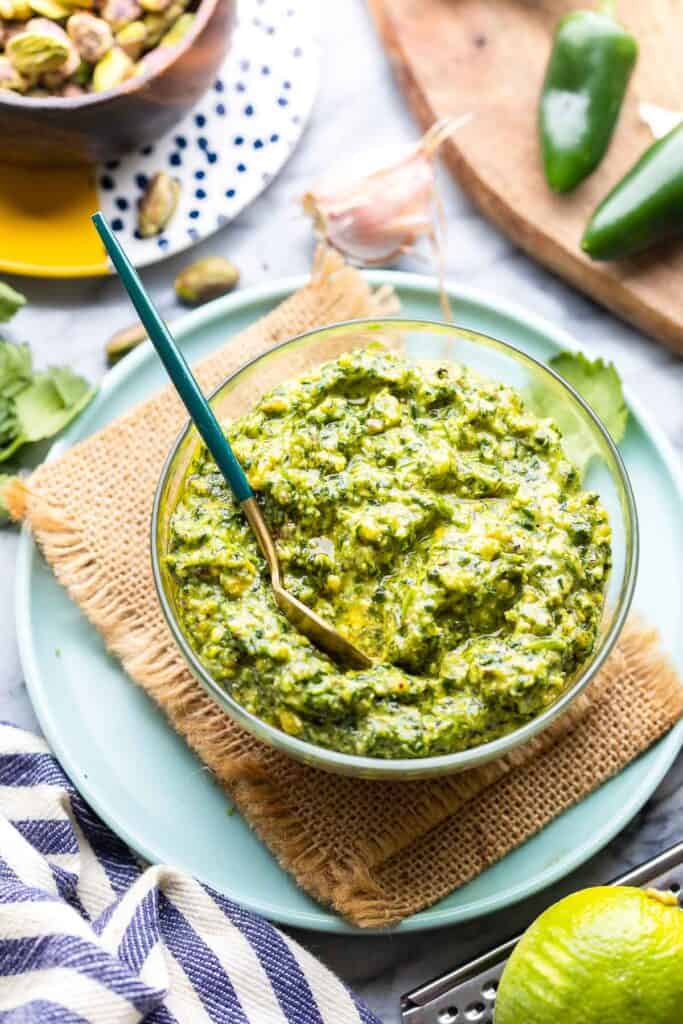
[369,0,683,354]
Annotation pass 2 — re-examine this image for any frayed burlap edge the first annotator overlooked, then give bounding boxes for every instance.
[8,254,683,927]
[332,619,683,926]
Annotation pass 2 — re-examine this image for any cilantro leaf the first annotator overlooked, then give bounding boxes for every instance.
[0,282,27,323]
[0,341,33,455]
[528,350,628,477]
[0,434,25,463]
[549,352,628,445]
[0,474,14,525]
[14,369,95,443]
[0,339,96,463]
[0,339,32,395]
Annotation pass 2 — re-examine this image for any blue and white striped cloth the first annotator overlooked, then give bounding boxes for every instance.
[0,724,381,1023]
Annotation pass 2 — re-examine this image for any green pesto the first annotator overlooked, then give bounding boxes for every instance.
[166,347,611,759]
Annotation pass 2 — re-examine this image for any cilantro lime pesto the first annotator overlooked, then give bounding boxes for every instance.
[166,347,611,759]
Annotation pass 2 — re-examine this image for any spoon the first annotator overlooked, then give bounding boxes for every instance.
[92,212,372,671]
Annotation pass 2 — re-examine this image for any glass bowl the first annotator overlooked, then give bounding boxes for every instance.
[152,319,638,780]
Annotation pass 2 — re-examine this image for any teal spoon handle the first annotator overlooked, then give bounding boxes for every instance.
[92,212,254,503]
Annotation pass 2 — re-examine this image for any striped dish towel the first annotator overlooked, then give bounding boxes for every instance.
[0,724,381,1023]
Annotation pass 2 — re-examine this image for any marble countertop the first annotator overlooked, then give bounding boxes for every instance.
[1,3,682,1021]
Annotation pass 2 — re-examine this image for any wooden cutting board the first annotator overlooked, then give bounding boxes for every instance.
[369,0,683,355]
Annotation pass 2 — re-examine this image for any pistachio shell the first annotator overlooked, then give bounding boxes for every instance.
[159,10,192,46]
[26,15,71,36]
[91,42,132,89]
[174,257,240,306]
[67,11,112,62]
[137,171,180,237]
[6,26,70,73]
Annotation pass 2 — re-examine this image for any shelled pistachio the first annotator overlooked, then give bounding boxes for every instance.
[174,257,240,305]
[139,0,171,13]
[159,10,191,46]
[27,0,71,19]
[141,0,183,44]
[105,322,147,364]
[138,171,180,237]
[6,18,70,72]
[41,26,79,84]
[114,17,144,56]
[71,56,89,82]
[0,0,197,101]
[91,42,131,90]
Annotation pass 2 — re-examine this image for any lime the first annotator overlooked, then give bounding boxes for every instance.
[495,886,683,1024]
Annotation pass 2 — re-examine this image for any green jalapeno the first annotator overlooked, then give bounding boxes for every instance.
[539,3,638,193]
[582,123,683,259]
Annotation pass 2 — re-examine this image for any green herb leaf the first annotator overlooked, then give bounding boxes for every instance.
[528,350,628,477]
[0,339,96,463]
[0,339,32,394]
[0,340,33,455]
[549,351,628,445]
[0,282,27,323]
[0,473,15,525]
[0,435,26,463]
[14,368,95,443]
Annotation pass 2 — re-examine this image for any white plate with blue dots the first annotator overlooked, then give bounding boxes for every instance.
[98,0,320,268]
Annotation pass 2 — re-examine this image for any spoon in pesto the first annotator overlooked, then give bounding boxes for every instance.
[93,213,372,671]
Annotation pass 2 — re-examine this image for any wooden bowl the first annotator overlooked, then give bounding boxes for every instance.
[0,0,235,167]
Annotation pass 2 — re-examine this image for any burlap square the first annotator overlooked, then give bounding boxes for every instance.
[8,249,683,927]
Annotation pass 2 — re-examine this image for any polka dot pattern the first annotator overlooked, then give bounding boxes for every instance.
[98,0,319,268]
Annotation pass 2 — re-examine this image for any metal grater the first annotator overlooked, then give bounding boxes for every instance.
[400,841,683,1024]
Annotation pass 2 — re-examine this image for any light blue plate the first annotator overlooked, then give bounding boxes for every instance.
[16,273,683,934]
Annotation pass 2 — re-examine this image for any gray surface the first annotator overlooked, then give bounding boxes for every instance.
[400,844,683,1023]
[1,3,682,1021]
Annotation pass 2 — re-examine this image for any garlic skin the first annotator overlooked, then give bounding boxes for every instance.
[302,115,471,266]
[638,102,683,141]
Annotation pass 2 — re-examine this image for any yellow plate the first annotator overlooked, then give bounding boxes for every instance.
[0,4,320,279]
[0,164,109,279]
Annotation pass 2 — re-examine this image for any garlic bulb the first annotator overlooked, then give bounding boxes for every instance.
[639,102,683,140]
[302,115,471,266]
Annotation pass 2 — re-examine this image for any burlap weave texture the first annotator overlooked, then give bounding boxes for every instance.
[9,249,683,927]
